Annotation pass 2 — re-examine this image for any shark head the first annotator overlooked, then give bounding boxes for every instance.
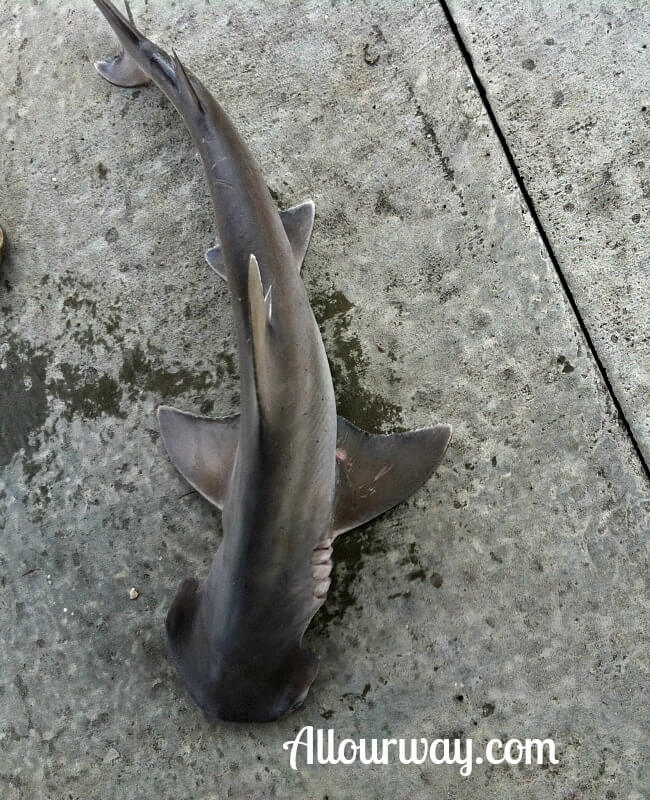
[203,647,319,723]
[165,577,320,722]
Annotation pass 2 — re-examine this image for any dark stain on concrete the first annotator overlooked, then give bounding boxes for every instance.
[310,287,403,433]
[363,42,380,67]
[413,102,455,185]
[409,88,466,212]
[49,364,124,421]
[62,292,98,318]
[0,336,51,468]
[119,343,235,401]
[557,354,575,374]
[363,23,387,67]
[374,189,402,218]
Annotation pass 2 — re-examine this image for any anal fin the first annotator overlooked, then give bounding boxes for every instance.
[333,416,452,536]
[157,405,239,509]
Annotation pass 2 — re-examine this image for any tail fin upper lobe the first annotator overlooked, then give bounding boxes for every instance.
[93,0,204,118]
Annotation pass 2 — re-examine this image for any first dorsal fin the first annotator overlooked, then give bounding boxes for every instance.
[247,254,273,404]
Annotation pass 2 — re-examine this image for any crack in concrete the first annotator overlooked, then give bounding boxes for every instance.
[437,0,650,484]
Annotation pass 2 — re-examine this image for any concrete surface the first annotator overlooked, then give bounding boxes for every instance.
[1,1,648,798]
[447,0,650,464]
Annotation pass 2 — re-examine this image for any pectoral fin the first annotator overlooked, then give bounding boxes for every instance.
[333,416,452,536]
[157,405,239,509]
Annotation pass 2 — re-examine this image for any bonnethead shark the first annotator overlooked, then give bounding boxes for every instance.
[92,0,452,722]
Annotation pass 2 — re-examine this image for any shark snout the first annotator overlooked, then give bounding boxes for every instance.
[166,578,319,722]
[206,645,320,723]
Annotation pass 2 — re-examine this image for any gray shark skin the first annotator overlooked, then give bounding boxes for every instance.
[92,0,452,722]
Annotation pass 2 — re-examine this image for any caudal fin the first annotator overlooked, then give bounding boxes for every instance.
[93,0,204,118]
[93,0,150,87]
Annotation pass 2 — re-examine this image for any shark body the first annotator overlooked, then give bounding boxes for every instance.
[93,0,452,722]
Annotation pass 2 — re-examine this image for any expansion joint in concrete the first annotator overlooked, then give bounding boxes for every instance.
[438,0,650,484]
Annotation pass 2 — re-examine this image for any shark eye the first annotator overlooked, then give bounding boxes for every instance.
[288,684,310,714]
[291,698,305,712]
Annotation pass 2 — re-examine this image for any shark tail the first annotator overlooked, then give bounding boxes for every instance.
[93,0,204,118]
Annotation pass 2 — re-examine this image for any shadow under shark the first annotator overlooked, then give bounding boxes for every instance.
[92,0,452,722]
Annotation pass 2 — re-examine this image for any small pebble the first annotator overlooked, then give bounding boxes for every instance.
[129,587,140,600]
[103,746,120,763]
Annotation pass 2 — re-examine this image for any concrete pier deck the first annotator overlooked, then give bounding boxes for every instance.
[1,2,648,798]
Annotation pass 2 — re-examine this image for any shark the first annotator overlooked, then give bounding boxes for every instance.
[92,0,452,722]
